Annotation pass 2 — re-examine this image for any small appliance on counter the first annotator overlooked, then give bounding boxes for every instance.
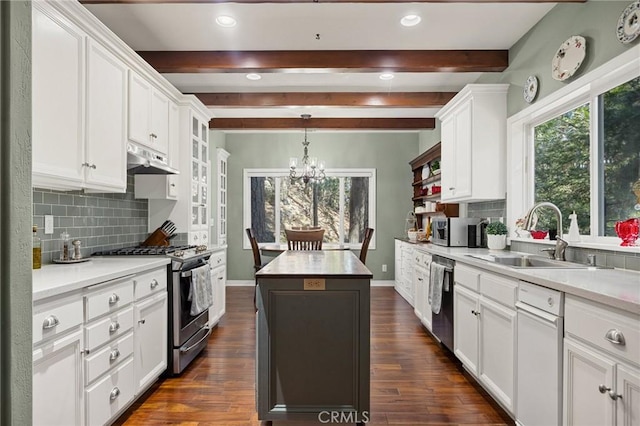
[431,217,481,247]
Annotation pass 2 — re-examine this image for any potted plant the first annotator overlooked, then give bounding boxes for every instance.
[430,159,441,176]
[486,221,508,250]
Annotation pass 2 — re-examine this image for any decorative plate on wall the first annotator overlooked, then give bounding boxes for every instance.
[551,36,586,81]
[523,75,538,103]
[616,1,640,44]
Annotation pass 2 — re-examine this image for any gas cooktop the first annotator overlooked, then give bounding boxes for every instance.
[93,245,195,256]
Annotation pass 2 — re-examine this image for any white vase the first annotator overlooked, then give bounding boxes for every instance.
[487,234,506,250]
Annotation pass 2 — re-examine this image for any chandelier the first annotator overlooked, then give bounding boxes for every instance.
[289,114,326,184]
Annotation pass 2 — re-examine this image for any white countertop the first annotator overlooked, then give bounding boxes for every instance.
[397,238,640,315]
[33,257,171,302]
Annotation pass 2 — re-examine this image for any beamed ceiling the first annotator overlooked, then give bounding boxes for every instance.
[82,0,572,131]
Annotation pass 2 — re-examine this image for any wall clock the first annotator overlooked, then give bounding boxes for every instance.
[523,75,538,103]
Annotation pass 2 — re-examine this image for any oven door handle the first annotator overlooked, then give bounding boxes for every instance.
[179,327,212,353]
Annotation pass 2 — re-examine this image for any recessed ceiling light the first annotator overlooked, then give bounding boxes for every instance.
[246,73,262,81]
[379,73,395,81]
[400,14,421,27]
[216,15,236,28]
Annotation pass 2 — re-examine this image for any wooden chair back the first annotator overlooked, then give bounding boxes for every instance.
[359,228,374,264]
[245,228,262,272]
[285,228,325,250]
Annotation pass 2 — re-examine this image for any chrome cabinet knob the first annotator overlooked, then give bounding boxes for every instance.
[109,348,120,362]
[547,297,554,307]
[150,279,159,289]
[108,293,120,306]
[599,384,611,394]
[42,315,60,330]
[138,319,146,325]
[609,391,623,400]
[108,321,120,333]
[604,329,626,346]
[109,387,121,401]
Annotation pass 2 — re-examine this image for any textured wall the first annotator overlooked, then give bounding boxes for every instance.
[1,1,33,423]
[33,174,149,263]
[225,131,418,281]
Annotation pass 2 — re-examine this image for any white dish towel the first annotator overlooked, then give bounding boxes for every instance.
[188,265,213,316]
[429,262,447,314]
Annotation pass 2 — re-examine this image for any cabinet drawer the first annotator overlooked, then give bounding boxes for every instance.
[85,331,134,385]
[134,267,167,301]
[209,250,226,268]
[565,295,640,366]
[33,295,83,344]
[422,253,432,270]
[455,264,480,292]
[479,272,517,308]
[85,306,134,351]
[85,357,135,426]
[85,277,134,321]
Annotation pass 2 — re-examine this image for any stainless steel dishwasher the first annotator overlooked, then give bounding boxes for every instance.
[430,255,455,352]
[516,281,564,426]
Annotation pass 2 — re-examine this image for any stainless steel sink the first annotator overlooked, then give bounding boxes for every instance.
[466,254,594,269]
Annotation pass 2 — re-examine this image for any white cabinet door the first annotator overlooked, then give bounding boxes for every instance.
[216,148,230,246]
[454,284,479,375]
[85,39,127,192]
[209,264,226,327]
[413,265,425,322]
[451,100,472,199]
[32,3,85,189]
[33,328,84,426]
[616,363,640,426]
[134,292,168,394]
[478,296,516,412]
[440,116,455,200]
[168,100,180,170]
[150,89,170,156]
[128,70,152,149]
[564,339,615,426]
[394,240,403,294]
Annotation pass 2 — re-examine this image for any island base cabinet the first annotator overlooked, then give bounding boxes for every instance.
[33,328,84,426]
[85,357,135,426]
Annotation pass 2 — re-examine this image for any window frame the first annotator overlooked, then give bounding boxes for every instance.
[507,45,640,249]
[242,168,376,250]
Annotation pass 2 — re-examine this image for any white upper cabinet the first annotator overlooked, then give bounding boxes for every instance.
[85,39,127,191]
[32,1,86,189]
[128,70,170,156]
[435,84,508,202]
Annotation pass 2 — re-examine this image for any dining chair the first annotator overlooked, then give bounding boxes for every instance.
[246,228,267,311]
[285,228,324,250]
[359,228,374,264]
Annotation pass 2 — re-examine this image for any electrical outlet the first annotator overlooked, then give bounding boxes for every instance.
[304,278,326,290]
[382,264,387,272]
[44,215,54,234]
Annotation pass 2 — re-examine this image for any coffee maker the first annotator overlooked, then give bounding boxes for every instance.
[467,219,489,248]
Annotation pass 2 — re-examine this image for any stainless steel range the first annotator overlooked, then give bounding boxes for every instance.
[94,244,214,374]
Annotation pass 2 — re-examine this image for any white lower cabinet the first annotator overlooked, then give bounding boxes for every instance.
[453,264,516,414]
[134,291,168,393]
[33,327,84,426]
[208,248,227,327]
[393,240,415,306]
[563,294,640,426]
[85,357,135,426]
[413,250,432,330]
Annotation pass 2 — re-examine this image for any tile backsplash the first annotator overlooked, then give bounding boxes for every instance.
[33,174,148,264]
[467,200,506,219]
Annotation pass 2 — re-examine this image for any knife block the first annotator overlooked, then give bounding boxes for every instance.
[141,229,169,246]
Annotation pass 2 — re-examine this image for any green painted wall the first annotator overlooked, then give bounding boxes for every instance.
[418,121,441,153]
[1,1,32,423]
[476,2,634,116]
[225,132,418,281]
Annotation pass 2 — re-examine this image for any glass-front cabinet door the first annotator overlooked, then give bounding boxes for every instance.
[216,148,230,246]
[189,113,210,240]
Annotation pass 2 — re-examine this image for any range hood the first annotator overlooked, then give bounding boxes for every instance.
[127,143,179,175]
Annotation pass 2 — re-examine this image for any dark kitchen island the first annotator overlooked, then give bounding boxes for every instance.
[255,250,372,423]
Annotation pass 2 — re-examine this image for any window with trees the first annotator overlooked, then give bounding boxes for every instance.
[243,169,376,248]
[530,76,639,238]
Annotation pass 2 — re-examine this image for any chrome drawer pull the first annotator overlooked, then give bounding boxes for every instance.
[109,387,120,401]
[150,279,159,289]
[109,349,120,362]
[604,329,626,346]
[108,293,120,306]
[108,322,120,333]
[42,315,60,330]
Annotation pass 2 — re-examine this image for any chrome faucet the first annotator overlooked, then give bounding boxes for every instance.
[523,202,567,261]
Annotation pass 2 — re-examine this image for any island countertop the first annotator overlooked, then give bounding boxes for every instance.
[256,250,372,279]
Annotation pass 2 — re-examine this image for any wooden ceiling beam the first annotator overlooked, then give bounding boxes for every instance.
[194,92,457,107]
[209,117,435,130]
[83,0,583,4]
[137,50,508,73]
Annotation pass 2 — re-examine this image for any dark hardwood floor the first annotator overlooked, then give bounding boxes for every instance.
[118,287,513,425]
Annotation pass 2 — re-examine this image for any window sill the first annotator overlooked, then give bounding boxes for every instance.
[509,237,640,253]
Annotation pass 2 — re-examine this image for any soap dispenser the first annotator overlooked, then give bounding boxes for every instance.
[568,211,581,243]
